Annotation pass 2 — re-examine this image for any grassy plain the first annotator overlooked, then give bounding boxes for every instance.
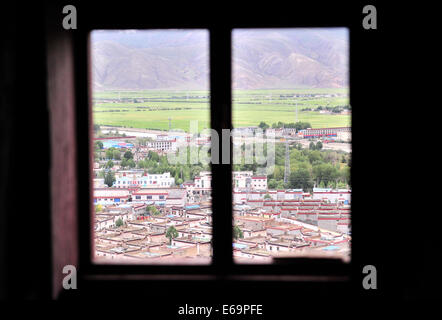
[93,89,350,132]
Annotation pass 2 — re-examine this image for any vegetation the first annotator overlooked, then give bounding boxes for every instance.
[115,218,123,227]
[104,171,115,187]
[166,226,179,245]
[234,143,351,192]
[145,205,160,216]
[233,226,244,240]
[93,89,349,132]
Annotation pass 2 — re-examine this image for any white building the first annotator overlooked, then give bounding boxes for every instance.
[148,138,177,152]
[251,176,267,190]
[233,171,253,189]
[312,188,351,204]
[337,131,351,142]
[115,172,175,188]
[195,171,211,190]
[233,171,267,191]
[94,188,131,205]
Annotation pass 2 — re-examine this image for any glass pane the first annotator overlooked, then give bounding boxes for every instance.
[90,29,211,264]
[232,28,350,263]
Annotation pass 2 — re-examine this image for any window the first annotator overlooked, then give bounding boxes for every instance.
[91,29,211,264]
[232,28,350,264]
[76,22,352,283]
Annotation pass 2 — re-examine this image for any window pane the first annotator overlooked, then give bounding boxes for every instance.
[91,29,211,264]
[232,28,351,263]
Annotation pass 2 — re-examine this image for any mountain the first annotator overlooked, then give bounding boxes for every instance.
[91,29,348,90]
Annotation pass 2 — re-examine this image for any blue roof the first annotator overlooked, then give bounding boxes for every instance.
[185,205,200,210]
[322,245,340,251]
[233,243,248,249]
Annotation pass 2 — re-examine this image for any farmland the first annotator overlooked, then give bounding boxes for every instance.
[93,89,350,132]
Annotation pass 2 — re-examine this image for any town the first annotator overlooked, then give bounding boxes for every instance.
[93,124,351,263]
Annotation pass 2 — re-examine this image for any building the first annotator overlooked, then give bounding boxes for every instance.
[251,176,267,190]
[115,172,175,188]
[148,138,177,152]
[298,127,350,139]
[94,188,131,205]
[233,171,267,191]
[337,131,351,142]
[312,188,351,204]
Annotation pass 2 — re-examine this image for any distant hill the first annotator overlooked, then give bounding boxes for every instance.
[91,29,348,90]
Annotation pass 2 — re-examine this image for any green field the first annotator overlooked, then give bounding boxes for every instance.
[93,89,350,132]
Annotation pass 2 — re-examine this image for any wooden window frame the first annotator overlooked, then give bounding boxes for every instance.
[47,5,353,297]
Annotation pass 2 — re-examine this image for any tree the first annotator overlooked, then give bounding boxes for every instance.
[120,158,128,169]
[166,226,179,245]
[105,160,114,169]
[124,151,133,160]
[95,204,103,212]
[316,141,323,150]
[148,150,160,162]
[309,141,316,150]
[258,121,269,130]
[115,218,123,227]
[289,168,314,192]
[113,150,121,160]
[127,159,136,168]
[264,193,271,200]
[105,148,115,159]
[104,171,115,187]
[146,205,160,216]
[233,225,244,240]
[94,141,103,150]
[312,163,339,187]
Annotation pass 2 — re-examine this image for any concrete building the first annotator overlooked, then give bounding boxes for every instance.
[94,188,131,205]
[115,172,175,188]
[312,188,351,204]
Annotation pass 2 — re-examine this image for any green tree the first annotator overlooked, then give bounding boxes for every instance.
[264,193,271,200]
[316,141,323,150]
[124,150,133,160]
[127,159,136,168]
[113,150,121,160]
[289,168,314,192]
[105,160,114,169]
[268,179,277,189]
[105,148,115,159]
[115,218,123,227]
[312,163,339,187]
[146,205,160,216]
[120,158,128,169]
[148,150,160,162]
[94,141,103,150]
[258,121,269,130]
[233,225,244,240]
[104,171,115,187]
[166,226,179,245]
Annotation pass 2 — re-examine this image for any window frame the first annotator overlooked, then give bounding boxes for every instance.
[75,23,351,280]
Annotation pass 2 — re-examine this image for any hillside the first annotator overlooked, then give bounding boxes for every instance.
[91,29,348,90]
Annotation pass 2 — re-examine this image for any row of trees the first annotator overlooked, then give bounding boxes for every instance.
[258,121,312,131]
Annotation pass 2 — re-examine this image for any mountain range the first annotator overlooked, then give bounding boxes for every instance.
[91,29,348,90]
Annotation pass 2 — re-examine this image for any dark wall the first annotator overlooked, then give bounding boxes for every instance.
[0,0,440,304]
[0,3,52,299]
